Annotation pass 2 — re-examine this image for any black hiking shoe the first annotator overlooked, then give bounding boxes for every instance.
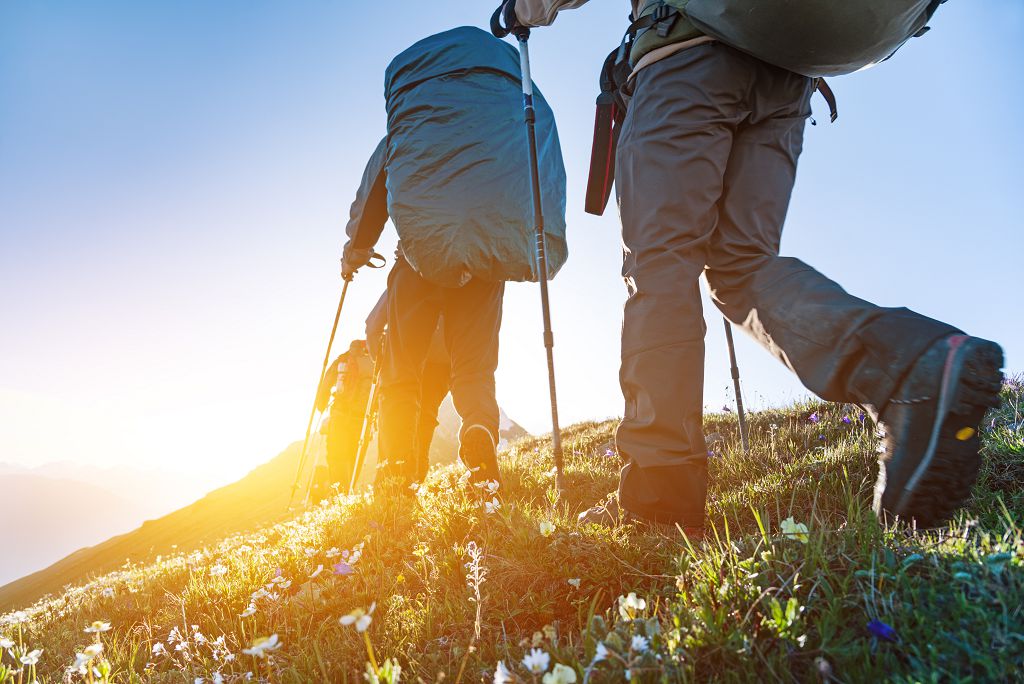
[577,495,704,539]
[460,424,501,486]
[874,334,1004,527]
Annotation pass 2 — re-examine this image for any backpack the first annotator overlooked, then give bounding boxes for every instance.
[384,26,568,287]
[681,0,946,78]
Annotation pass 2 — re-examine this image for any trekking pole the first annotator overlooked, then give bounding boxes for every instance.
[348,331,388,494]
[492,6,566,496]
[287,276,352,508]
[301,428,327,506]
[723,318,750,454]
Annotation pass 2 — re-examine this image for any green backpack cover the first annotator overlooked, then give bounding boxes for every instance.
[679,0,944,77]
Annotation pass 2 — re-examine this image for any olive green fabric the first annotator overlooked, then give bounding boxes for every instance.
[629,0,703,67]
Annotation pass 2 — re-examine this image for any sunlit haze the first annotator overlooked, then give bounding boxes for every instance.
[2,1,1021,492]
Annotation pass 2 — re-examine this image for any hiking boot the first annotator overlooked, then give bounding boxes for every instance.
[460,424,501,486]
[874,334,1003,527]
[577,495,704,539]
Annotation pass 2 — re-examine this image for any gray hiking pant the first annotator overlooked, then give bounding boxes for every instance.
[614,43,957,525]
[378,256,503,485]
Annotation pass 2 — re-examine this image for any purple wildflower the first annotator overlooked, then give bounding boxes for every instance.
[842,416,852,425]
[333,562,354,576]
[604,448,616,458]
[808,412,820,424]
[867,619,897,642]
[818,435,826,441]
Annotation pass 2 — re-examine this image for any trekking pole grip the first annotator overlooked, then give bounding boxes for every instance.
[491,3,511,37]
[492,1,529,40]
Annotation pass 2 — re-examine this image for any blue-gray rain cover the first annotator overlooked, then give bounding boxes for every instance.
[384,26,567,287]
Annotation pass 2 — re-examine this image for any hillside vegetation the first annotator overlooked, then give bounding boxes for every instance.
[2,382,1022,683]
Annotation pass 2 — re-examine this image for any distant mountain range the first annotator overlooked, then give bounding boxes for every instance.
[0,462,208,587]
[0,404,529,610]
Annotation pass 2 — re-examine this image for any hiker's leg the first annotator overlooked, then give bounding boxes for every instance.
[415,359,451,482]
[442,278,503,446]
[328,414,364,488]
[704,56,958,411]
[614,44,747,526]
[378,257,442,484]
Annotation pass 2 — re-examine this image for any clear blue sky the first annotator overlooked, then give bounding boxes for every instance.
[1,1,1021,486]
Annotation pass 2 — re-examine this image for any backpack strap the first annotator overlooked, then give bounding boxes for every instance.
[815,78,838,123]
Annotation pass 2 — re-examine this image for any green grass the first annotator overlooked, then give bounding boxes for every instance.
[2,382,1022,683]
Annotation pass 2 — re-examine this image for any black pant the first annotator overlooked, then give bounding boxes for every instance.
[415,360,451,481]
[377,257,503,484]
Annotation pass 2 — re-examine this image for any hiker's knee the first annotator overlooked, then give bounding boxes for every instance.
[705,248,772,293]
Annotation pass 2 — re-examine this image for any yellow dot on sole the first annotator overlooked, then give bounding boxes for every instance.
[956,427,976,441]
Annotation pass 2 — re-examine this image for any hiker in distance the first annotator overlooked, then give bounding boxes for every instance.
[495,0,1004,533]
[341,26,568,490]
[314,339,375,494]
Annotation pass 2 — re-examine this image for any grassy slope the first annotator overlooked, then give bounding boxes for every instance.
[2,384,1021,683]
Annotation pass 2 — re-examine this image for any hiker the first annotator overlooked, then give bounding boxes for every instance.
[340,26,568,489]
[495,0,1004,531]
[365,289,452,483]
[314,339,375,491]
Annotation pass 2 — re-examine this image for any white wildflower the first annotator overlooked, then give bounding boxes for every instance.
[567,578,581,588]
[101,587,116,598]
[522,648,550,674]
[325,547,341,558]
[781,517,809,543]
[72,652,92,673]
[539,520,555,537]
[475,479,501,495]
[209,564,228,577]
[152,642,167,656]
[83,644,103,658]
[8,611,29,625]
[20,649,42,666]
[0,637,14,649]
[542,663,577,684]
[484,497,501,514]
[242,634,280,658]
[339,602,375,632]
[630,635,649,653]
[84,621,112,634]
[239,605,257,618]
[592,642,609,663]
[617,593,646,620]
[494,660,514,684]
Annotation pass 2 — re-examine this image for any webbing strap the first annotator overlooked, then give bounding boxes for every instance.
[815,78,838,123]
[625,4,681,43]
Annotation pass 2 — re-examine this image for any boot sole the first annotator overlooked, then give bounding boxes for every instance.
[892,336,1004,526]
[461,426,500,486]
